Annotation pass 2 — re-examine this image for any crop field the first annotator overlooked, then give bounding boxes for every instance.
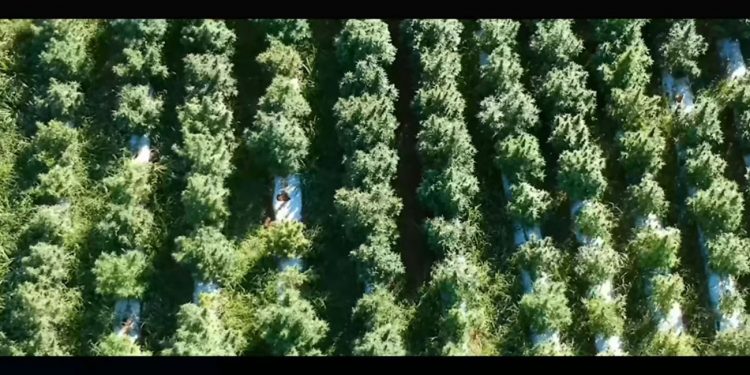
[0,18,750,356]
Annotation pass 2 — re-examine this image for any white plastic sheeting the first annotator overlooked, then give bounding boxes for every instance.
[520,270,534,294]
[273,175,302,222]
[476,29,490,68]
[636,215,687,334]
[482,47,566,353]
[531,330,561,347]
[501,175,542,247]
[114,299,141,341]
[665,71,744,333]
[364,282,375,295]
[595,335,624,355]
[657,304,687,334]
[272,174,303,298]
[662,72,695,113]
[718,38,747,80]
[570,200,623,354]
[501,172,564,350]
[130,134,151,164]
[697,229,743,332]
[279,257,303,271]
[193,280,220,305]
[570,200,605,248]
[480,52,489,68]
[526,274,564,351]
[278,257,303,299]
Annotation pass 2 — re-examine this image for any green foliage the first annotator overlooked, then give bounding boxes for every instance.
[350,235,405,289]
[403,19,462,53]
[527,340,574,356]
[537,64,597,120]
[163,302,241,356]
[26,204,75,246]
[33,78,83,123]
[718,289,746,318]
[549,113,591,152]
[519,278,572,334]
[173,226,244,287]
[180,19,236,56]
[626,173,669,219]
[738,106,750,152]
[685,143,726,189]
[424,217,477,257]
[102,159,151,203]
[480,44,523,92]
[711,325,750,355]
[476,19,519,52]
[96,163,153,255]
[478,85,539,137]
[110,19,168,81]
[417,115,475,169]
[181,172,229,227]
[650,274,685,317]
[92,250,149,300]
[334,185,401,246]
[6,242,80,355]
[423,251,497,355]
[418,161,479,219]
[706,233,750,276]
[507,182,552,227]
[255,221,311,260]
[658,19,707,78]
[344,145,398,187]
[32,20,94,82]
[32,163,82,204]
[630,225,682,273]
[575,243,623,286]
[177,91,234,138]
[687,177,744,236]
[335,19,395,68]
[113,84,164,135]
[419,51,462,92]
[677,96,723,148]
[619,126,666,178]
[641,330,696,356]
[608,86,664,132]
[0,331,22,356]
[592,19,652,91]
[248,76,310,177]
[29,119,80,176]
[602,41,652,92]
[529,20,583,69]
[182,53,237,99]
[351,287,409,356]
[558,145,607,202]
[256,268,328,356]
[177,95,234,176]
[339,59,397,100]
[93,333,150,356]
[583,296,625,337]
[496,132,545,185]
[513,237,563,278]
[575,200,615,242]
[334,93,398,154]
[259,19,311,47]
[414,84,465,121]
[19,242,75,285]
[592,20,649,45]
[257,40,304,79]
[6,281,80,355]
